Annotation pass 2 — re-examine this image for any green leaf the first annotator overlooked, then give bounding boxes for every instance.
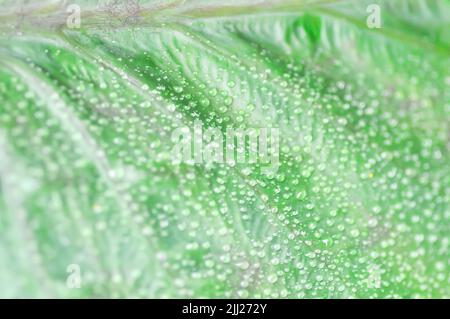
[0,0,449,298]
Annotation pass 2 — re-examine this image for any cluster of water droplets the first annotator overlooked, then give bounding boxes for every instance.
[0,2,448,298]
